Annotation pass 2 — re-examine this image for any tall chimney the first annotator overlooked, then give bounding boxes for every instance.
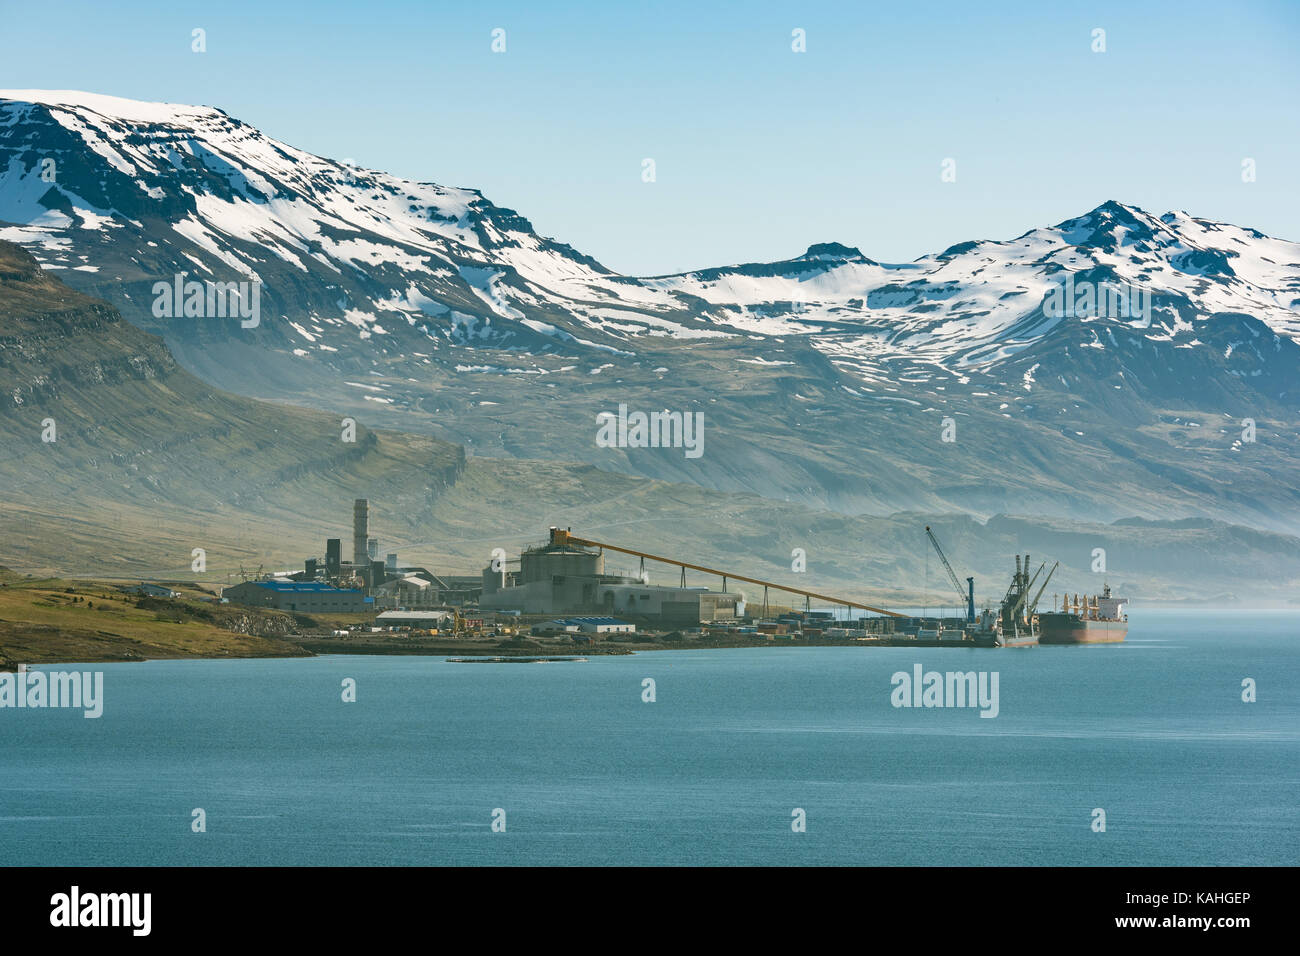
[353,499,369,567]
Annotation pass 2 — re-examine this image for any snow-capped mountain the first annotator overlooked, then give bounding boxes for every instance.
[0,90,628,355]
[2,90,1297,530]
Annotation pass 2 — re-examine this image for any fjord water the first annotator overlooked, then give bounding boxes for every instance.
[1,610,1295,866]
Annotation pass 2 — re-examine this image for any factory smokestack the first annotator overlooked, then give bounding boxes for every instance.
[353,498,369,567]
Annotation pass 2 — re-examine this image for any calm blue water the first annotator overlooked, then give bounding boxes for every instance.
[1,609,1296,866]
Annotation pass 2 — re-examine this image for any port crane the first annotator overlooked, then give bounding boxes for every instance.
[924,526,975,623]
[547,528,905,619]
[1026,561,1059,618]
[1001,557,1058,626]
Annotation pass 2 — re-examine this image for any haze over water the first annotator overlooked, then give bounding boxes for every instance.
[1,610,1295,866]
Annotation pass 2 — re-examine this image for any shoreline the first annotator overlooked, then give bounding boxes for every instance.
[7,606,1292,671]
[1,633,911,670]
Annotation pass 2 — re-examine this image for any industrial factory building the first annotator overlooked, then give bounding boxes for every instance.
[480,534,740,625]
[222,504,746,628]
[222,497,488,615]
[223,580,369,613]
[373,571,440,607]
[371,571,483,608]
[598,584,737,622]
[294,498,393,591]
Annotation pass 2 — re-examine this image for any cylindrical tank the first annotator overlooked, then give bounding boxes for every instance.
[520,546,603,584]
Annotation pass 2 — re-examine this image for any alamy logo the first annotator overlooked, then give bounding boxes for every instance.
[596,403,704,459]
[0,664,103,718]
[50,886,150,936]
[890,664,999,718]
[1042,274,1150,322]
[152,272,261,328]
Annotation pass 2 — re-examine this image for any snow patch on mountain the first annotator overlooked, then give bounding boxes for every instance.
[1,90,1298,391]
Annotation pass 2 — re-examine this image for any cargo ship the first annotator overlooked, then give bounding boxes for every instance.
[919,527,1127,648]
[1037,584,1128,644]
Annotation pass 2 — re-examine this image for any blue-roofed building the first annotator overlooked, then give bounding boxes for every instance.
[223,580,368,613]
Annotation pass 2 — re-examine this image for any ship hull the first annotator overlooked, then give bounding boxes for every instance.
[969,627,1038,647]
[1037,614,1127,644]
[999,631,1039,647]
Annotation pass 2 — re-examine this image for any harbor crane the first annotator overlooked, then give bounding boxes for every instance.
[924,526,975,623]
[1026,561,1059,618]
[1004,557,1057,624]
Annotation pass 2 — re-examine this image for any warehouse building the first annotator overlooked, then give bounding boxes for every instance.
[533,617,636,636]
[596,584,738,624]
[375,610,452,628]
[223,580,369,613]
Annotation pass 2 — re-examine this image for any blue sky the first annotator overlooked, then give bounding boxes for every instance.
[2,0,1297,275]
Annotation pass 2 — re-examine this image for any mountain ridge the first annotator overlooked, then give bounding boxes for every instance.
[1,236,1298,605]
[2,89,1297,532]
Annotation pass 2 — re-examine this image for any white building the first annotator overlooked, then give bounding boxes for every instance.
[375,610,452,628]
[534,617,636,636]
